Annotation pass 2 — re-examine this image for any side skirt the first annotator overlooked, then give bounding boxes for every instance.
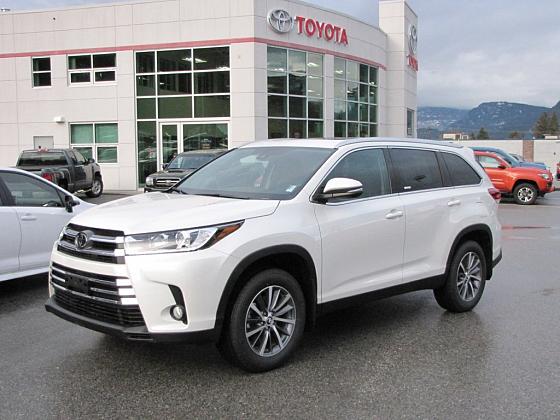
[317,275,445,316]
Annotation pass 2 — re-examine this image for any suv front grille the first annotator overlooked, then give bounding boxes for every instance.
[153,177,181,189]
[57,224,125,264]
[50,263,144,327]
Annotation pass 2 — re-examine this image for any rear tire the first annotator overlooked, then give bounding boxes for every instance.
[217,269,306,373]
[434,241,486,313]
[86,176,103,198]
[513,182,537,205]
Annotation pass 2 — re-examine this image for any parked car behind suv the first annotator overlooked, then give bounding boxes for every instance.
[475,151,554,205]
[144,150,227,192]
[17,148,103,198]
[45,138,502,372]
[0,167,93,281]
[470,146,548,171]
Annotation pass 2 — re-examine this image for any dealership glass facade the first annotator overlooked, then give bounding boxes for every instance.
[267,47,324,139]
[135,47,230,185]
[334,58,378,138]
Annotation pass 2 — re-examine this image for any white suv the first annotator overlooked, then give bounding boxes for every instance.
[46,138,502,372]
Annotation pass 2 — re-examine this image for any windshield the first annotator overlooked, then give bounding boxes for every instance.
[174,147,334,200]
[167,154,217,170]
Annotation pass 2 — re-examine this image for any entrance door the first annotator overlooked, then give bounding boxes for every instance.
[158,122,228,168]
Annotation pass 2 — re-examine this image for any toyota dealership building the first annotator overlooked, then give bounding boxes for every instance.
[0,0,418,191]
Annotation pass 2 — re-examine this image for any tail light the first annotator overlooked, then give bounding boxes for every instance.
[41,172,55,183]
[488,187,501,203]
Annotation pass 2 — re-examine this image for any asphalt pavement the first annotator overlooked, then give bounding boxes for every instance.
[1,192,560,419]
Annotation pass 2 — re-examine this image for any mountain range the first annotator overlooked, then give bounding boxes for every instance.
[418,101,560,140]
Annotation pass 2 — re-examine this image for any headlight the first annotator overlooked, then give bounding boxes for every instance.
[124,221,243,255]
[538,173,550,180]
[145,176,154,186]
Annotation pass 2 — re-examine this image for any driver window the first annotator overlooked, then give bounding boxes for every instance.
[478,156,501,169]
[73,150,87,165]
[324,148,391,202]
[0,172,63,207]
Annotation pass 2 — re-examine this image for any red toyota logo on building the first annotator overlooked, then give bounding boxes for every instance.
[267,9,348,45]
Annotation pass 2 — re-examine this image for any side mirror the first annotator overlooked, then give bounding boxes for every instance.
[498,164,507,170]
[162,163,169,170]
[88,158,95,164]
[64,195,79,213]
[316,178,363,202]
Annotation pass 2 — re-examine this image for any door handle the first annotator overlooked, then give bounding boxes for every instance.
[20,214,37,221]
[385,210,404,220]
[448,199,461,207]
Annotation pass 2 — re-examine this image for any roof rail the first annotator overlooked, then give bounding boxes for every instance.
[337,137,463,149]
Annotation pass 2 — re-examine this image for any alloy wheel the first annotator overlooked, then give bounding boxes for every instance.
[245,286,296,357]
[517,187,534,203]
[91,179,101,195]
[457,252,482,302]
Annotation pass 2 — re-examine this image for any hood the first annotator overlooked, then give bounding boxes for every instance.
[510,166,551,176]
[150,168,195,178]
[69,193,280,234]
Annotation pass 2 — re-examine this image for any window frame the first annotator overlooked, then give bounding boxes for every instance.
[440,152,482,187]
[135,46,231,122]
[312,146,394,205]
[31,56,52,88]
[267,46,325,139]
[333,57,378,139]
[0,170,65,208]
[67,52,117,86]
[69,122,119,164]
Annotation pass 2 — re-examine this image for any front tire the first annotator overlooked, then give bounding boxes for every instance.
[434,241,486,313]
[86,176,103,198]
[218,269,306,373]
[513,182,537,205]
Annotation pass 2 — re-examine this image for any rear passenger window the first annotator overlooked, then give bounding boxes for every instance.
[390,148,443,192]
[324,148,391,202]
[442,153,481,186]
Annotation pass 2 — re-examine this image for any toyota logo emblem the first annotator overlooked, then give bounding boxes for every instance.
[408,24,418,55]
[75,231,92,249]
[268,9,294,33]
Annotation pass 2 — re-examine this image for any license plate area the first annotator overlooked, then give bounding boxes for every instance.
[66,274,89,294]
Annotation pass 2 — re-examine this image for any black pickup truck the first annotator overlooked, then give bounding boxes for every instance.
[16,149,103,197]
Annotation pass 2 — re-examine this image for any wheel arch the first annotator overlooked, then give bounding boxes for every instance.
[215,245,318,338]
[446,224,494,280]
[513,179,538,191]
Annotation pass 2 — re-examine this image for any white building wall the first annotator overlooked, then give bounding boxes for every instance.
[0,0,418,191]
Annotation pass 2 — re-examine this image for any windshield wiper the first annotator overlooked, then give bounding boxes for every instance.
[168,187,187,194]
[197,193,250,200]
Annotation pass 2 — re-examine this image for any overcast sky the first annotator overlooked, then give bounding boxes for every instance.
[2,0,559,110]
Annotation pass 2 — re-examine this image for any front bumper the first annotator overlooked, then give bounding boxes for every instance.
[45,297,216,343]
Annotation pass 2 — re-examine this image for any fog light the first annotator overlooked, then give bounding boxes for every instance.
[170,305,186,321]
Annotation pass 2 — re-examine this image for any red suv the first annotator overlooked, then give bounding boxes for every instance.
[475,151,554,205]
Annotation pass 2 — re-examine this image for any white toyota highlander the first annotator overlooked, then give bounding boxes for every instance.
[46,138,502,372]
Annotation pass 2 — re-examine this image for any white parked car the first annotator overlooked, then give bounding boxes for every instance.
[0,167,94,282]
[45,139,502,372]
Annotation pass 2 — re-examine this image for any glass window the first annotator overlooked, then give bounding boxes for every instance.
[17,151,67,166]
[442,153,481,186]
[194,96,230,118]
[70,123,119,163]
[32,57,51,87]
[137,121,157,185]
[1,172,63,207]
[193,47,229,70]
[70,124,94,144]
[334,58,378,138]
[136,52,155,74]
[183,123,228,151]
[268,119,287,139]
[323,149,391,201]
[407,109,415,137]
[194,72,229,94]
[137,98,156,119]
[267,47,324,139]
[477,155,502,169]
[158,97,192,118]
[390,149,444,192]
[68,53,116,85]
[158,73,191,95]
[136,75,156,96]
[158,50,191,72]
